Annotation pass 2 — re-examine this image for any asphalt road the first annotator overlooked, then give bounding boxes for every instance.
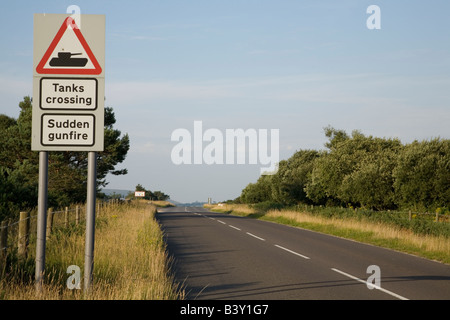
[156,206,450,300]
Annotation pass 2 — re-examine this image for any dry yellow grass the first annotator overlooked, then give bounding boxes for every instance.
[205,203,257,215]
[265,209,450,257]
[1,202,184,300]
[151,200,176,208]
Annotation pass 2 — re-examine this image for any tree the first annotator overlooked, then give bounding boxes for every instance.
[0,97,39,218]
[0,96,130,216]
[0,166,37,221]
[49,106,130,203]
[97,107,130,187]
[0,114,16,130]
[305,128,402,209]
[339,140,401,210]
[130,184,170,201]
[153,191,170,201]
[240,175,273,204]
[393,138,450,211]
[305,129,352,205]
[0,97,37,169]
[270,149,320,205]
[238,126,449,211]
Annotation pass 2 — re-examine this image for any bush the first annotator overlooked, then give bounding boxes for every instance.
[251,201,284,213]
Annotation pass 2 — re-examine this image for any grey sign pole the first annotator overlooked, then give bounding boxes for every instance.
[35,151,48,290]
[84,151,97,292]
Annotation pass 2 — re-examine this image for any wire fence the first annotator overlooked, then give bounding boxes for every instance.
[0,199,121,263]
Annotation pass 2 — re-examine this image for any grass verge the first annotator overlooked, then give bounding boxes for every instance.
[206,203,450,264]
[0,201,184,300]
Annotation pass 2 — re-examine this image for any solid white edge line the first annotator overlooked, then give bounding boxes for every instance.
[229,225,241,231]
[274,244,310,260]
[246,232,265,241]
[331,268,409,300]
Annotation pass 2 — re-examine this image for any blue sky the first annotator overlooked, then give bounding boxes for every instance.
[1,1,449,203]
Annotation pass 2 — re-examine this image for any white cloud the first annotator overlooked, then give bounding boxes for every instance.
[106,72,450,107]
[106,80,235,106]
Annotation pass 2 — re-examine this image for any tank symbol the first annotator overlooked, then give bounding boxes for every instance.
[49,52,88,67]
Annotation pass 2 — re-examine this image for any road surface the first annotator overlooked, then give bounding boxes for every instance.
[156,206,450,300]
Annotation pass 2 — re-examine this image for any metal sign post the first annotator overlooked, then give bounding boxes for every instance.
[35,151,48,291]
[84,151,97,291]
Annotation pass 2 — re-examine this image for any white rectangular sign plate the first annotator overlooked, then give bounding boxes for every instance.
[40,77,97,110]
[41,114,95,147]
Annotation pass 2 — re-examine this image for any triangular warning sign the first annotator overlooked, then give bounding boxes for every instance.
[36,17,102,75]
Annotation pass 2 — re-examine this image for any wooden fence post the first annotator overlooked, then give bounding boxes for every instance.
[18,211,30,259]
[65,206,69,228]
[0,219,9,263]
[75,205,80,225]
[46,208,54,240]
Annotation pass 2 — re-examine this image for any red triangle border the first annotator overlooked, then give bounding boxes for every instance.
[36,17,102,75]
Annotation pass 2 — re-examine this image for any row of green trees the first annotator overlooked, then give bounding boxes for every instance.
[238,127,450,212]
[0,96,130,221]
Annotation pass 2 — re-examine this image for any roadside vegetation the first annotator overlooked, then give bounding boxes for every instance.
[0,96,130,223]
[1,201,184,299]
[237,127,449,214]
[213,127,449,264]
[206,203,450,264]
[126,184,171,202]
[1,97,179,299]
